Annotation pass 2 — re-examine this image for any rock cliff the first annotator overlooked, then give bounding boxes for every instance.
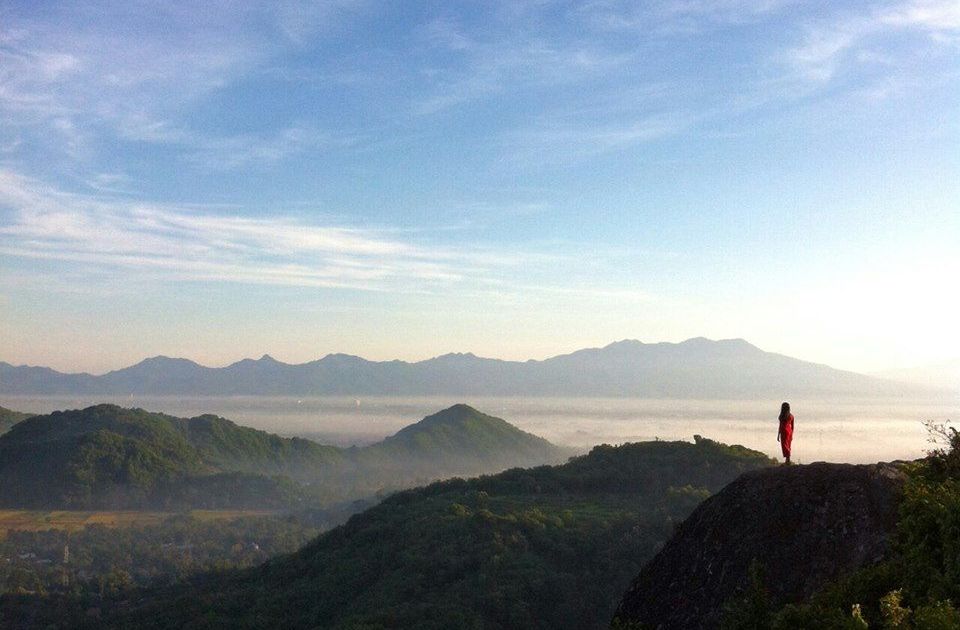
[613,462,908,629]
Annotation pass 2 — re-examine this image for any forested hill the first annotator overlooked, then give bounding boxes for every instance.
[0,404,569,510]
[100,438,775,629]
[0,337,923,397]
[359,403,566,478]
[0,405,345,509]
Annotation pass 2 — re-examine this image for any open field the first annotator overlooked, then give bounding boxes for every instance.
[0,509,279,538]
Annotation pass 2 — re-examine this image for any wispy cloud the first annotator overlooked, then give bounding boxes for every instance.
[579,0,794,34]
[783,0,960,84]
[499,113,692,167]
[0,169,594,294]
[413,16,635,115]
[0,2,365,172]
[0,170,468,291]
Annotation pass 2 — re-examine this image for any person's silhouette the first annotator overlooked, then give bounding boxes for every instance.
[777,402,794,464]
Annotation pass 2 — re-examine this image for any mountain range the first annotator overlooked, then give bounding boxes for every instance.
[0,338,928,398]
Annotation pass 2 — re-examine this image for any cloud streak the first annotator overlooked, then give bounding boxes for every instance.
[0,170,597,295]
[0,2,364,172]
[783,0,960,84]
[0,170,479,292]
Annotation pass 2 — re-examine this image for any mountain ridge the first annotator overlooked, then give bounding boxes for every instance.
[0,403,568,510]
[0,338,929,397]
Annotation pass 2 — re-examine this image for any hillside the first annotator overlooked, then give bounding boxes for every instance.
[0,405,344,509]
[0,404,568,510]
[93,438,775,629]
[613,462,908,629]
[359,404,571,478]
[0,338,924,397]
[0,406,33,435]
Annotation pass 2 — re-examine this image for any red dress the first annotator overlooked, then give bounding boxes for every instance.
[779,413,794,459]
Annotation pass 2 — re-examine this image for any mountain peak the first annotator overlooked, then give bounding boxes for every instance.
[142,355,183,363]
[411,403,485,427]
[376,404,564,466]
[430,352,481,362]
[130,356,201,369]
[603,339,644,349]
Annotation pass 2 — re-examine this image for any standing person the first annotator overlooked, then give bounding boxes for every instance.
[777,402,794,464]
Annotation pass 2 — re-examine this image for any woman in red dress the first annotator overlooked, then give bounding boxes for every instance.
[777,401,794,464]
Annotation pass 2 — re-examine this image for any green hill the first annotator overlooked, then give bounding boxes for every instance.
[0,406,34,435]
[103,437,774,629]
[0,404,569,511]
[358,404,572,482]
[0,405,344,509]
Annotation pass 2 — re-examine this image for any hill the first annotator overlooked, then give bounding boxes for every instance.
[92,437,775,629]
[0,405,345,509]
[0,406,33,435]
[613,462,908,629]
[0,338,925,397]
[0,404,568,510]
[359,404,571,479]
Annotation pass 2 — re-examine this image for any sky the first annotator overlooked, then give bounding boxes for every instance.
[0,0,958,375]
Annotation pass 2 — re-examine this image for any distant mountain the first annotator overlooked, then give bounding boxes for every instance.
[0,338,926,397]
[0,405,33,435]
[101,438,775,629]
[874,359,960,393]
[0,404,568,510]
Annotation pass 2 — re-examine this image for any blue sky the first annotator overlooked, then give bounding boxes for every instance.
[1,0,958,374]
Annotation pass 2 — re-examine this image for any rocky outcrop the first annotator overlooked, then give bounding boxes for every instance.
[613,462,908,629]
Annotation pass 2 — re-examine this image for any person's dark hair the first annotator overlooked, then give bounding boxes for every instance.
[780,401,790,420]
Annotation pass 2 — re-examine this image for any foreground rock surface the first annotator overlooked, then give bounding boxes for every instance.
[614,462,907,629]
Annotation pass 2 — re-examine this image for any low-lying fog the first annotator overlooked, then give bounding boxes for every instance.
[5,396,958,465]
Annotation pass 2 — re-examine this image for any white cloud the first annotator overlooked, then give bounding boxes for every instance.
[881,0,960,30]
[0,169,597,295]
[0,2,364,170]
[784,0,960,84]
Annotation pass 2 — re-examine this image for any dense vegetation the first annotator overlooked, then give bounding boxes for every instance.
[0,406,335,510]
[0,513,332,630]
[67,437,773,629]
[0,514,320,594]
[0,404,568,511]
[721,422,960,629]
[0,406,33,435]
